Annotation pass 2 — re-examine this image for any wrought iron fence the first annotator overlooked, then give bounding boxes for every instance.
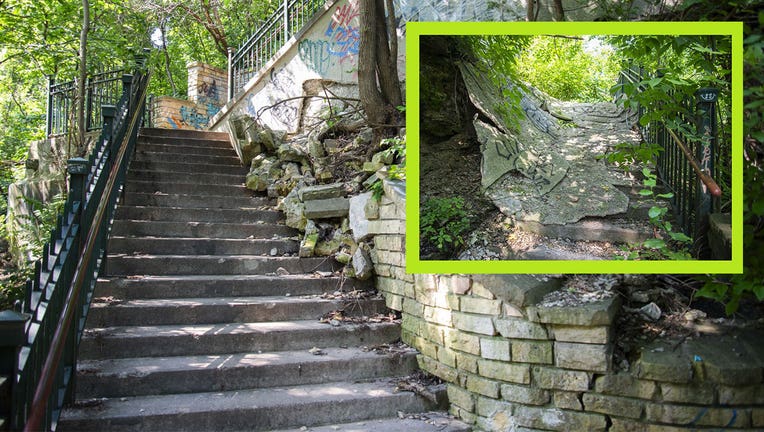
[615,64,727,257]
[1,65,151,431]
[46,69,127,137]
[228,0,328,99]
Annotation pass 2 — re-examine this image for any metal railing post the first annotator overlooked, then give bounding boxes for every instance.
[227,47,234,101]
[283,0,289,43]
[0,310,31,430]
[67,157,88,219]
[46,76,55,137]
[121,74,134,112]
[693,87,719,257]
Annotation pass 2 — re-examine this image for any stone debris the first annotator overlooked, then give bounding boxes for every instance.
[639,302,662,321]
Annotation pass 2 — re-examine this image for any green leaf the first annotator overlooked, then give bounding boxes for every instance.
[643,178,657,187]
[656,193,674,199]
[669,232,692,243]
[639,189,654,196]
[648,207,664,219]
[643,238,666,249]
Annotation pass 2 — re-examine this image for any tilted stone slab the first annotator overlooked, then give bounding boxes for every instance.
[303,197,349,219]
[527,296,621,326]
[299,182,346,201]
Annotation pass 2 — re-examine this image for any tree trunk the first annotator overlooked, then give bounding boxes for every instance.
[358,0,402,144]
[552,0,565,21]
[77,0,90,154]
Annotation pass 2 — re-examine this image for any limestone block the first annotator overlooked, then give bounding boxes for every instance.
[446,329,481,356]
[718,384,764,405]
[472,274,560,307]
[280,187,306,230]
[554,342,610,372]
[495,318,549,340]
[582,394,643,419]
[512,340,553,364]
[479,337,511,361]
[550,325,610,344]
[633,344,693,384]
[453,312,496,336]
[476,396,514,429]
[424,306,453,328]
[533,366,590,391]
[418,355,458,383]
[299,232,318,258]
[455,352,479,373]
[660,382,715,404]
[439,275,471,295]
[478,359,530,384]
[513,406,607,432]
[402,298,424,317]
[384,294,402,311]
[348,192,372,242]
[447,384,475,412]
[465,374,500,398]
[528,296,621,326]
[460,296,501,315]
[552,391,583,410]
[438,346,457,367]
[303,197,349,219]
[351,242,373,280]
[594,373,656,400]
[367,219,405,235]
[377,277,405,296]
[300,182,346,201]
[644,403,751,428]
[500,383,550,406]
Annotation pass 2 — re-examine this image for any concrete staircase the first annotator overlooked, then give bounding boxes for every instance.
[58,128,466,432]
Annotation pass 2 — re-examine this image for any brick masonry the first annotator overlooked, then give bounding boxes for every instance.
[153,62,228,130]
[368,179,764,431]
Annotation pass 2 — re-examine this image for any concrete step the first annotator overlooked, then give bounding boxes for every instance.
[59,380,441,432]
[129,160,249,176]
[108,237,298,256]
[94,275,372,300]
[110,220,297,239]
[136,142,237,157]
[136,135,232,148]
[87,296,387,327]
[105,255,340,276]
[114,205,283,224]
[79,320,401,359]
[275,413,472,432]
[127,169,244,185]
[122,192,271,210]
[133,149,242,166]
[140,127,230,142]
[124,180,252,197]
[516,218,653,243]
[75,347,417,398]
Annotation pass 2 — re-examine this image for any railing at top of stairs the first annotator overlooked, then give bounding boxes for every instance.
[0,57,152,432]
[227,0,328,100]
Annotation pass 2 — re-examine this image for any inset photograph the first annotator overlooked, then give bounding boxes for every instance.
[406,22,742,274]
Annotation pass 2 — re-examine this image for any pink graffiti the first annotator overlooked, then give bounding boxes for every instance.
[329,2,359,30]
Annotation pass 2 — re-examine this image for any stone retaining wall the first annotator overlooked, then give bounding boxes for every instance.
[369,182,764,431]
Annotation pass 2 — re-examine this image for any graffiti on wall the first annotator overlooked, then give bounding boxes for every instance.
[242,66,300,130]
[299,0,360,78]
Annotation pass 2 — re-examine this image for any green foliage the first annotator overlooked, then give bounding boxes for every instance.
[618,168,693,261]
[464,35,531,131]
[420,197,470,253]
[368,135,406,201]
[518,36,619,102]
[599,141,663,172]
[698,10,764,314]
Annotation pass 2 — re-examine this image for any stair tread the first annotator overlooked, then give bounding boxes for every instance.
[77,346,414,377]
[89,295,378,309]
[83,319,397,339]
[275,414,471,432]
[59,380,430,428]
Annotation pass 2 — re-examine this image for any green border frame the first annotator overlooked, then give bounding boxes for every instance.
[405,21,743,274]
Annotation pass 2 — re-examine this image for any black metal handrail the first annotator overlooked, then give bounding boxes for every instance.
[228,0,327,99]
[0,62,150,431]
